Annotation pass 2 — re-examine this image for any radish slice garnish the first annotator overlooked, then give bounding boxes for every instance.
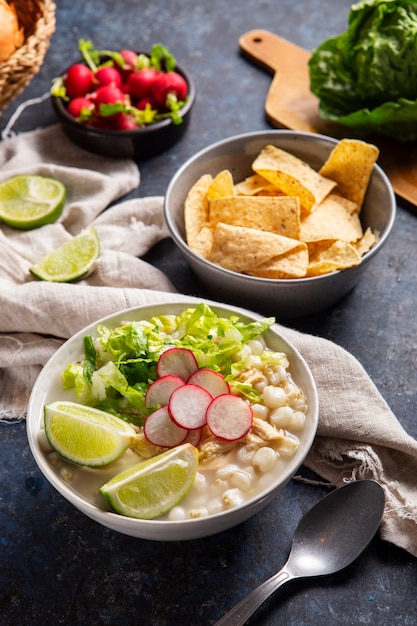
[145,375,185,408]
[144,406,188,448]
[206,394,253,441]
[187,368,230,398]
[169,384,212,430]
[184,427,203,447]
[156,347,199,381]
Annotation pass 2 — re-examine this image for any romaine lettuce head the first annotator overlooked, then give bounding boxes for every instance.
[308,0,417,141]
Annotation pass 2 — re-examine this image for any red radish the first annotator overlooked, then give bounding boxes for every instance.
[115,113,139,130]
[120,49,138,69]
[187,368,230,398]
[156,347,198,381]
[137,96,157,110]
[66,96,94,118]
[206,394,253,441]
[144,406,188,448]
[145,375,185,408]
[65,64,94,98]
[94,85,125,107]
[151,71,188,107]
[169,384,212,430]
[183,427,203,447]
[94,66,122,89]
[128,68,160,100]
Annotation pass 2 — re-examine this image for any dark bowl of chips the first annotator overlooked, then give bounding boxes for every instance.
[164,130,396,318]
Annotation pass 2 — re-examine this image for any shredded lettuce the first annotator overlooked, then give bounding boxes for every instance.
[61,303,276,426]
[308,0,417,141]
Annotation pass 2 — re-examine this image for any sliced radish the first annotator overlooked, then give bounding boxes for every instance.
[144,406,188,448]
[169,384,212,430]
[187,368,230,398]
[145,375,185,408]
[156,347,198,381]
[206,394,253,441]
[184,427,203,447]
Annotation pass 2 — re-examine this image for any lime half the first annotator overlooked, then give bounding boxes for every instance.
[0,174,66,230]
[30,226,100,282]
[44,400,136,467]
[100,443,199,519]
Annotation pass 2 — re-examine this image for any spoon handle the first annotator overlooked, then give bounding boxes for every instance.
[214,566,293,626]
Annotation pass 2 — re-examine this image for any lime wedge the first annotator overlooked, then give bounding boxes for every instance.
[100,443,199,519]
[0,174,66,230]
[44,400,136,467]
[30,226,100,282]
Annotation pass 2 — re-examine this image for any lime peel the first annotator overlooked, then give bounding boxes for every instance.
[44,400,136,467]
[30,226,100,282]
[0,174,66,230]
[100,443,199,519]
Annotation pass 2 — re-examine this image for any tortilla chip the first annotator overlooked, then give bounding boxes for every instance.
[319,139,379,209]
[191,226,214,259]
[207,169,235,201]
[234,174,282,197]
[184,174,212,249]
[209,195,301,239]
[355,227,378,256]
[250,250,308,279]
[306,240,362,276]
[208,222,308,278]
[300,193,362,243]
[252,144,336,214]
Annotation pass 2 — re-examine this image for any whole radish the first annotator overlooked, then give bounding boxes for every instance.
[120,49,138,69]
[67,96,94,119]
[95,66,122,89]
[151,71,188,107]
[128,68,160,100]
[65,63,94,98]
[94,85,125,107]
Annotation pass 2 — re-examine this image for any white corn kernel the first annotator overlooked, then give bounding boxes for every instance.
[291,411,306,431]
[270,405,295,428]
[229,469,253,492]
[188,507,208,519]
[251,403,270,421]
[252,447,278,472]
[193,472,208,492]
[263,385,287,408]
[222,488,243,509]
[247,339,264,355]
[278,433,300,458]
[168,506,186,521]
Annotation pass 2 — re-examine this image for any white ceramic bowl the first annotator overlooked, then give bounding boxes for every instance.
[26,300,319,541]
[164,130,396,318]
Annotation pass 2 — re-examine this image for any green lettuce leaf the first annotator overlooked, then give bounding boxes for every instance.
[308,0,417,141]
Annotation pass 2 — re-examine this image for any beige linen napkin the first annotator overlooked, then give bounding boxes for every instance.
[1,126,417,558]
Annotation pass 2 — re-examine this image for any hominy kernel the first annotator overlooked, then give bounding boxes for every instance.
[270,405,295,428]
[263,385,287,408]
[229,469,253,491]
[292,411,306,431]
[216,464,239,480]
[254,378,267,392]
[251,403,270,421]
[222,488,243,509]
[193,473,208,492]
[252,447,278,472]
[188,507,208,519]
[247,339,264,355]
[278,433,300,458]
[60,467,73,482]
[168,506,186,521]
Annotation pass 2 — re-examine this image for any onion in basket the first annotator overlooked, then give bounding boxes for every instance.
[0,0,24,62]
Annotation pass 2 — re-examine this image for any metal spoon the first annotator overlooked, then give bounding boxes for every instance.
[215,479,385,626]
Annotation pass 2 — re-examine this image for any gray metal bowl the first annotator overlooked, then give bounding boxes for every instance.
[164,130,396,318]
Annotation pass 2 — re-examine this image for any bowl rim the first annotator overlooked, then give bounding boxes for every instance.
[51,59,196,137]
[26,298,319,538]
[164,129,397,286]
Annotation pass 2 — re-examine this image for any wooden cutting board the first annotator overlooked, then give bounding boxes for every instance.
[239,29,417,209]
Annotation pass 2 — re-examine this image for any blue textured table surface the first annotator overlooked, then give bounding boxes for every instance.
[1,1,417,624]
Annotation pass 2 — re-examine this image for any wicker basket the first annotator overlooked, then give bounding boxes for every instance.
[0,0,56,113]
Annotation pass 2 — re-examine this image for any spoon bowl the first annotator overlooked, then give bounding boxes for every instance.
[215,479,385,625]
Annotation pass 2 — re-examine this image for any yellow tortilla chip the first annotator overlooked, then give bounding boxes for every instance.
[184,174,212,249]
[191,226,213,259]
[300,193,362,243]
[209,195,301,239]
[319,139,379,209]
[355,227,378,256]
[208,222,308,278]
[207,169,235,201]
[306,240,362,276]
[234,174,282,197]
[252,144,336,214]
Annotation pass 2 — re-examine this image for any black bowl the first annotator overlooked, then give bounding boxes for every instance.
[51,62,196,160]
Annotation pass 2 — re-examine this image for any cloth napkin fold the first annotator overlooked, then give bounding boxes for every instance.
[1,126,417,559]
